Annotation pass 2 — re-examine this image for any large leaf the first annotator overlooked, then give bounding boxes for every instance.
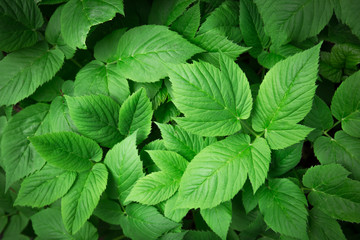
[170,53,252,136]
[335,0,360,39]
[104,133,144,205]
[200,201,232,240]
[258,178,308,239]
[15,165,76,208]
[61,0,124,49]
[147,150,188,177]
[331,70,360,138]
[29,132,102,172]
[303,164,360,223]
[66,94,122,148]
[94,28,126,62]
[1,104,50,191]
[171,3,200,39]
[314,131,360,180]
[62,163,108,234]
[120,203,180,240]
[118,88,153,144]
[74,60,129,104]
[0,0,43,51]
[112,25,203,82]
[0,42,64,106]
[252,44,321,149]
[164,192,189,222]
[255,0,333,45]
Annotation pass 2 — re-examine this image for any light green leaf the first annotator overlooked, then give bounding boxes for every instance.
[118,88,153,144]
[93,199,123,225]
[156,123,216,161]
[61,0,124,49]
[49,96,77,132]
[164,192,189,222]
[113,25,202,82]
[160,232,188,240]
[15,165,76,208]
[120,203,180,240]
[104,133,144,205]
[257,51,284,69]
[66,94,122,148]
[0,0,43,51]
[314,131,360,180]
[147,150,188,177]
[62,163,108,234]
[29,132,102,172]
[94,28,127,63]
[199,0,241,43]
[74,60,130,104]
[303,164,360,223]
[258,178,308,239]
[335,0,360,39]
[170,53,252,136]
[308,208,346,240]
[270,142,303,177]
[148,0,196,26]
[252,44,321,149]
[255,0,333,46]
[0,42,64,106]
[177,134,250,209]
[171,3,200,39]
[1,103,50,191]
[200,201,232,240]
[331,70,360,138]
[240,0,270,57]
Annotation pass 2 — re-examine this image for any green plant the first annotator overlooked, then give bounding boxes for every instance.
[0,0,360,239]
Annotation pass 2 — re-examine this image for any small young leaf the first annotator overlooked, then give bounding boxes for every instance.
[270,142,303,177]
[147,150,188,177]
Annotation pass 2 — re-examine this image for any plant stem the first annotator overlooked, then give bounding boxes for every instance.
[241,120,259,137]
[70,58,83,68]
[323,120,341,135]
[113,235,126,240]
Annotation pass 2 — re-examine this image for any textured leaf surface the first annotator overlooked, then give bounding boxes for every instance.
[147,150,188,177]
[200,201,232,240]
[270,142,303,177]
[113,25,202,82]
[61,0,124,48]
[93,199,123,225]
[62,163,108,234]
[1,104,50,190]
[104,133,143,204]
[0,42,64,106]
[120,203,180,240]
[66,94,122,148]
[15,165,76,207]
[171,3,200,39]
[303,164,360,223]
[258,178,308,239]
[74,60,129,104]
[335,0,360,38]
[331,70,360,138]
[170,53,252,136]
[255,0,333,45]
[314,131,360,180]
[49,96,77,132]
[118,88,153,143]
[29,132,102,172]
[164,192,189,222]
[0,0,43,51]
[94,28,126,62]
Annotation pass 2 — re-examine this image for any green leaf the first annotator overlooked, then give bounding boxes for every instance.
[314,131,360,180]
[62,163,108,234]
[147,150,188,177]
[258,178,308,239]
[0,42,64,106]
[32,208,98,240]
[331,70,360,138]
[330,43,360,70]
[170,53,252,136]
[335,0,360,39]
[104,133,144,205]
[118,88,153,143]
[0,0,43,51]
[319,52,343,83]
[61,0,124,49]
[240,0,270,57]
[49,96,77,132]
[94,28,127,63]
[164,192,189,222]
[303,164,360,223]
[29,132,102,172]
[184,231,221,240]
[93,199,123,225]
[308,208,346,240]
[15,165,76,207]
[31,77,64,102]
[270,142,303,177]
[160,232,188,240]
[120,203,180,240]
[252,44,321,149]
[171,3,200,39]
[177,134,250,209]
[255,0,333,46]
[148,0,196,26]
[200,201,232,240]
[156,123,216,161]
[74,60,130,104]
[199,0,241,43]
[1,103,50,191]
[66,94,122,148]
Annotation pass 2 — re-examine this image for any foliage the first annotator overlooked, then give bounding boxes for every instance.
[0,0,360,239]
